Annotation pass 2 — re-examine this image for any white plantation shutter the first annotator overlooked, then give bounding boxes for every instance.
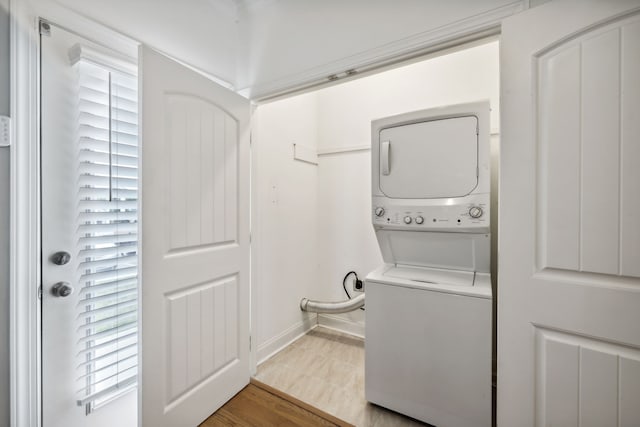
[73,56,139,409]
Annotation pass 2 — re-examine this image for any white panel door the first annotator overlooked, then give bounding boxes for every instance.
[140,46,250,426]
[499,1,640,426]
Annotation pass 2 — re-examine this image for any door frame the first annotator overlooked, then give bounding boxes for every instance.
[10,0,41,425]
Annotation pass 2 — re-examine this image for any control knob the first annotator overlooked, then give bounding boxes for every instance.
[374,207,385,217]
[415,216,424,224]
[403,216,412,224]
[469,206,484,219]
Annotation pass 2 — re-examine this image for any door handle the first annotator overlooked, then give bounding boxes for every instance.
[51,282,74,298]
[51,251,71,266]
[381,140,390,175]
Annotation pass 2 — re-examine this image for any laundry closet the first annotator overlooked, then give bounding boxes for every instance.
[251,39,501,415]
[11,1,640,426]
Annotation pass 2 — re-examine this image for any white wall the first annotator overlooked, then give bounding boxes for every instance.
[0,0,10,424]
[255,40,500,343]
[252,93,320,361]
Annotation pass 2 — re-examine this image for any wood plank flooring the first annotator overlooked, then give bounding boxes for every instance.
[200,379,354,427]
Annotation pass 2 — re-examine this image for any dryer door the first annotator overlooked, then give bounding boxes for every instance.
[379,115,478,199]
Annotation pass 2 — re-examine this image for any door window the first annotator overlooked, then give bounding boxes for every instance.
[74,58,139,410]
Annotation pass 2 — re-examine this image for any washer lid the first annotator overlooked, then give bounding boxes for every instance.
[385,266,475,287]
[378,115,478,199]
[366,264,492,299]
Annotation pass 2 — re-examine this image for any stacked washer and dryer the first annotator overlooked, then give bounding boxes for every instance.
[365,101,493,427]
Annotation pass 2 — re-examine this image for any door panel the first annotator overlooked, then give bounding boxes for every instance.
[536,328,640,427]
[538,13,640,277]
[166,276,238,401]
[164,94,238,251]
[499,1,640,426]
[140,46,250,426]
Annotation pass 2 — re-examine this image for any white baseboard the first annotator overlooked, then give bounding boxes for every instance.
[317,314,365,339]
[256,314,318,365]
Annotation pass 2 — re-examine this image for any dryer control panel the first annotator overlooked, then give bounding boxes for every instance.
[372,194,489,233]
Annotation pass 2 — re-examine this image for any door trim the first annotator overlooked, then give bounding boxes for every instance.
[10,1,41,426]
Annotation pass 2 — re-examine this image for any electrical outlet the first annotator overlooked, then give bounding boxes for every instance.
[353,279,364,293]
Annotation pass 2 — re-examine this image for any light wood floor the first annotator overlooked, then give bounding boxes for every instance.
[201,379,353,426]
[255,327,428,427]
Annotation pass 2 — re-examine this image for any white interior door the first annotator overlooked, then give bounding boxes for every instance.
[140,46,251,426]
[499,1,640,426]
[41,23,138,427]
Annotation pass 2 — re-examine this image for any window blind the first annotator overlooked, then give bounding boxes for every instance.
[74,59,139,410]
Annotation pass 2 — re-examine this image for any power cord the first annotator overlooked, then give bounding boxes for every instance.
[342,271,365,311]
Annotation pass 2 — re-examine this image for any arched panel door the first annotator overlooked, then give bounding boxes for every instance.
[499,1,640,425]
[140,46,250,426]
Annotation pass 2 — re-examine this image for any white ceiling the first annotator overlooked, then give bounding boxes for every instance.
[48,0,527,98]
[53,0,241,83]
[235,0,523,97]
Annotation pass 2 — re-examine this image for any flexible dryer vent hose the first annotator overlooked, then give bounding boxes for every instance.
[299,293,365,314]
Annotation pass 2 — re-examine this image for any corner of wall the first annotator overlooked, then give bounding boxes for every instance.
[253,93,322,360]
[256,314,318,366]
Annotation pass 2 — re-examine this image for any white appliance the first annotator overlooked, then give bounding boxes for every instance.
[365,101,492,427]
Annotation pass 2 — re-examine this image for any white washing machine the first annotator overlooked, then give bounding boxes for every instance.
[365,101,492,427]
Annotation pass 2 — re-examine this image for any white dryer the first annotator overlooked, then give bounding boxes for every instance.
[365,101,492,427]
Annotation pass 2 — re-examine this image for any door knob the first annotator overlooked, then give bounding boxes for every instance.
[51,282,74,298]
[51,251,71,266]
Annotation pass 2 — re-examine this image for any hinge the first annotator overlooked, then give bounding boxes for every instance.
[249,335,252,351]
[249,133,252,146]
[39,21,51,37]
[37,285,42,300]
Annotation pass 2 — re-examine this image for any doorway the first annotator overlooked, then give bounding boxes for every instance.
[39,18,253,427]
[250,38,500,426]
[40,22,139,427]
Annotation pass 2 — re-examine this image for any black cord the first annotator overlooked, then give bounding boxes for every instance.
[342,271,356,299]
[342,270,365,311]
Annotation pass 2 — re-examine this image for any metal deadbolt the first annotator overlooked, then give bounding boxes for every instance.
[51,282,74,298]
[51,251,71,266]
